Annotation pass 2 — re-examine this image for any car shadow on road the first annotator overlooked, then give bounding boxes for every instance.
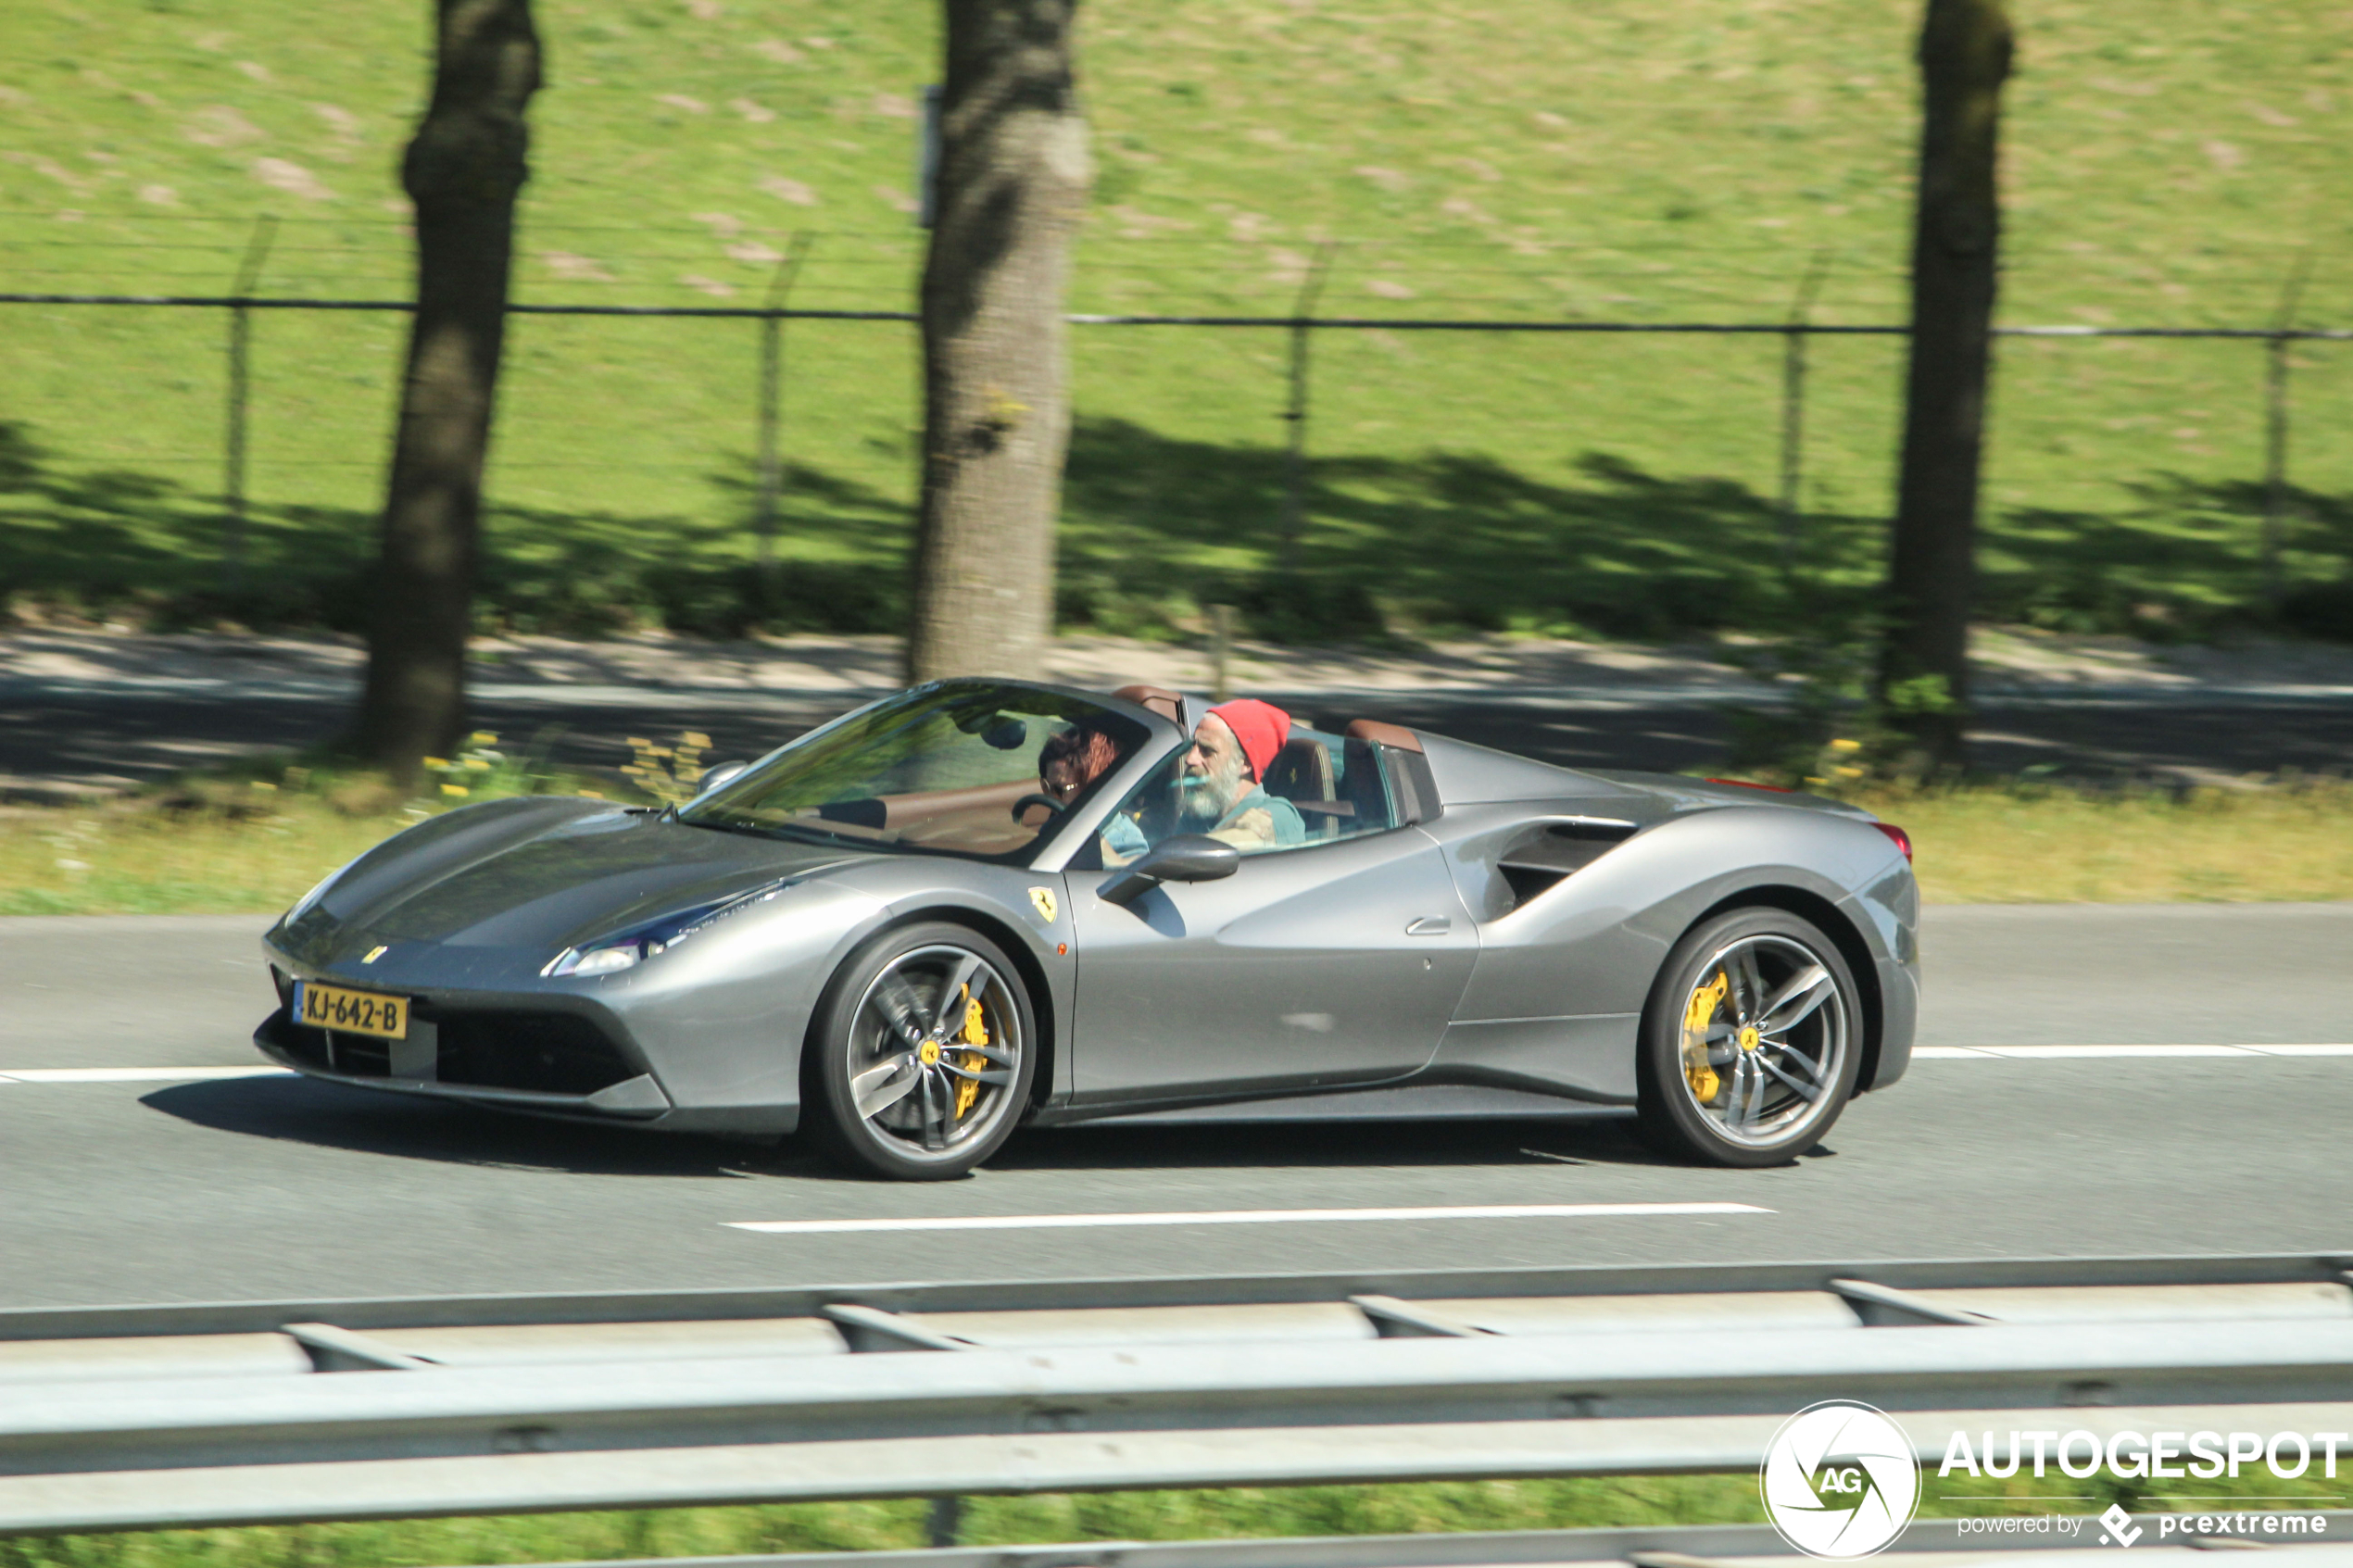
[138,1075,833,1180]
[993,1112,1685,1173]
[139,1076,1700,1180]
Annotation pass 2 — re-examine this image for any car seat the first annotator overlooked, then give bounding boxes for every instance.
[1263,735,1340,838]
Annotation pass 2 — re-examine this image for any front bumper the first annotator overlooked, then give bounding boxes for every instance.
[254,1004,673,1120]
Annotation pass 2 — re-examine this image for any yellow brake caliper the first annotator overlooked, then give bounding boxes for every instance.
[1682,971,1729,1103]
[953,986,988,1119]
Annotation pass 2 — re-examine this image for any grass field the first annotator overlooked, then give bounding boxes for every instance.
[6,766,2352,916]
[2,0,2351,643]
[7,1469,2347,1568]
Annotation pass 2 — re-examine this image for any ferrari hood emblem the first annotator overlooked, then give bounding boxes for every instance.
[1027,886,1058,923]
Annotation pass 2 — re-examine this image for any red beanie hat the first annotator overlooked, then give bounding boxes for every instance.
[1207,698,1290,784]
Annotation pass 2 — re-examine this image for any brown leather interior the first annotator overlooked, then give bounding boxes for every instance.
[1112,684,1186,724]
[812,779,1043,854]
[1342,718,1422,753]
[1264,737,1335,802]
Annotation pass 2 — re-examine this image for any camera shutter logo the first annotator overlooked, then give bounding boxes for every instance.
[1760,1400,1922,1559]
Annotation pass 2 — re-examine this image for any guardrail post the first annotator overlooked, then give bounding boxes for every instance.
[220,214,277,594]
[1279,242,1337,574]
[755,232,814,589]
[2261,254,2309,613]
[1778,250,1831,571]
[926,1495,963,1548]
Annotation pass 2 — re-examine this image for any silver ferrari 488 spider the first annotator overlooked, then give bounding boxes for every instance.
[258,677,1919,1178]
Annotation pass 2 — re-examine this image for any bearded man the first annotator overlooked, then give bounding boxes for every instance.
[1181,698,1307,852]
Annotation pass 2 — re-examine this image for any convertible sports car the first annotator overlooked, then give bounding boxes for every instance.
[258,677,1919,1178]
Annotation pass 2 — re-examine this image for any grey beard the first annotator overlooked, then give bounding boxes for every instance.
[1179,762,1246,822]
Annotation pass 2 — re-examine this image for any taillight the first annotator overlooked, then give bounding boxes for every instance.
[1873,822,1913,863]
[1705,776,1795,794]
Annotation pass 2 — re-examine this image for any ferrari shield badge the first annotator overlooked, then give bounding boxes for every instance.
[1027,885,1058,923]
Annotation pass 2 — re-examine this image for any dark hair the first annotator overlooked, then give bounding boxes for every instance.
[1039,723,1124,799]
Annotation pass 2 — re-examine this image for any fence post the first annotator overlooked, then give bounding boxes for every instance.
[754,232,814,584]
[1209,601,1235,701]
[1279,241,1337,574]
[2261,253,2311,613]
[220,214,278,594]
[1778,249,1831,571]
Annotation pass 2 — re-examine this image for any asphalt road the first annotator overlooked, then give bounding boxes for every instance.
[10,684,2353,793]
[1,906,2348,1311]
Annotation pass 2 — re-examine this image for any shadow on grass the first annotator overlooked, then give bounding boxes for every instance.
[1981,475,2353,640]
[0,419,909,637]
[6,414,2348,644]
[1060,425,1881,640]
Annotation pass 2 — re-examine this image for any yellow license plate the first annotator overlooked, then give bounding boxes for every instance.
[297,982,410,1040]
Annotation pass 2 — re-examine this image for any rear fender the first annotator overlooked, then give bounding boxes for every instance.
[1452,806,1903,1017]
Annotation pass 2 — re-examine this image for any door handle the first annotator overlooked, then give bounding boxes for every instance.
[1404,915,1452,935]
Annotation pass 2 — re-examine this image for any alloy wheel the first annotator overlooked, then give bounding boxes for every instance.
[1673,932,1851,1148]
[844,943,1024,1160]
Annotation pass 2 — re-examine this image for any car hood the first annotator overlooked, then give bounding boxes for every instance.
[277,797,865,961]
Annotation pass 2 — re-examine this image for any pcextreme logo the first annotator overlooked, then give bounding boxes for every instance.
[1760,1400,1923,1559]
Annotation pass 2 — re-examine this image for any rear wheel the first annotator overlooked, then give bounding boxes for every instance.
[804,922,1036,1180]
[1635,908,1861,1167]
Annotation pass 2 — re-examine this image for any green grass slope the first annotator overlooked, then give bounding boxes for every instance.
[1,0,2349,642]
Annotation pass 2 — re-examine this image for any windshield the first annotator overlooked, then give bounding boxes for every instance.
[680,682,1155,862]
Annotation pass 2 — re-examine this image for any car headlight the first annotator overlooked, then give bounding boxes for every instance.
[543,878,795,979]
[548,943,647,977]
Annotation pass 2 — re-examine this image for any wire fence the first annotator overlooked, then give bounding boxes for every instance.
[3,217,2347,633]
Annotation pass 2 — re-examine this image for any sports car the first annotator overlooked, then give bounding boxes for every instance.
[257,676,1919,1178]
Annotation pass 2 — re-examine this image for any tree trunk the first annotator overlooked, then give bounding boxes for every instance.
[907,0,1089,683]
[1880,0,2012,771]
[355,0,541,774]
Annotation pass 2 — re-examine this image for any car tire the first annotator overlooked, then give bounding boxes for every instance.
[1635,907,1862,1167]
[803,921,1038,1181]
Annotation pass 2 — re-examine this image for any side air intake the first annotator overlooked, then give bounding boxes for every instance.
[1496,819,1638,910]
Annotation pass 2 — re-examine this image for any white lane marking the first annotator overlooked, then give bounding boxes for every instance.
[728,1202,1771,1236]
[0,1066,296,1084]
[1913,1044,2353,1060]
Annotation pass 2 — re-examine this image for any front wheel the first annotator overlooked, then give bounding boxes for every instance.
[804,922,1037,1180]
[1636,908,1862,1166]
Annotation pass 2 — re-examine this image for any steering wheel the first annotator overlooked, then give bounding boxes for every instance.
[1011,792,1066,822]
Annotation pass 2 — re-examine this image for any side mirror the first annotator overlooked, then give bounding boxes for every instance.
[1099,834,1240,905]
[696,760,749,796]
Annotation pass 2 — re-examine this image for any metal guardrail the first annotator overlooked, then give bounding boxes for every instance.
[429,1517,2353,1568]
[3,1253,2350,1537]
